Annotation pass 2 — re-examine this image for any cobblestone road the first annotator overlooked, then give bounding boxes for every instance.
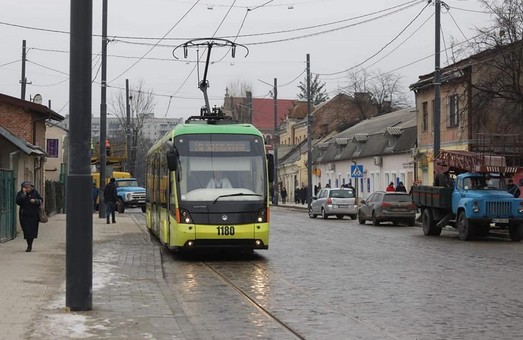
[162,207,523,340]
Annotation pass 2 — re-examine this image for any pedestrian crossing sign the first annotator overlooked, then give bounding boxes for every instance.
[351,164,363,178]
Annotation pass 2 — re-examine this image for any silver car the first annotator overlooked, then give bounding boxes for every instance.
[309,188,358,220]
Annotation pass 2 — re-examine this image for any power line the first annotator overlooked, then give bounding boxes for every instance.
[318,0,431,77]
[108,0,202,84]
[0,59,20,68]
[112,0,422,42]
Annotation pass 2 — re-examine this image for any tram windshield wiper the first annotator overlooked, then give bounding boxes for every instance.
[213,193,262,204]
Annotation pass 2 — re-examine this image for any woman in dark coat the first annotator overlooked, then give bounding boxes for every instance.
[15,181,43,252]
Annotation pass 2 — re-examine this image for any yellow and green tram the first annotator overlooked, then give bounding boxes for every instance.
[145,114,274,252]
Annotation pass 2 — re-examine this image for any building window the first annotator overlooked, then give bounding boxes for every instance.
[46,139,59,158]
[422,101,428,132]
[447,94,459,128]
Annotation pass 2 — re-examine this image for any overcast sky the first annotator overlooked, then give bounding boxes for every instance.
[0,0,493,120]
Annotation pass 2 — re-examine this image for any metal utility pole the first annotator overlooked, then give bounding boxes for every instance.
[98,0,108,219]
[273,78,279,206]
[306,54,312,206]
[433,0,441,161]
[126,79,131,173]
[66,0,93,311]
[20,40,28,100]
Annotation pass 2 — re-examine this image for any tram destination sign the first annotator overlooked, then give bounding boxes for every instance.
[189,140,251,152]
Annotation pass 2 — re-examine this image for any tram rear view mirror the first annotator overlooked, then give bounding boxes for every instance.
[166,142,179,172]
[267,154,274,183]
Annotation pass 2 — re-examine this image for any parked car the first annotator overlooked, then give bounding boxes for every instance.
[358,191,416,226]
[309,187,357,219]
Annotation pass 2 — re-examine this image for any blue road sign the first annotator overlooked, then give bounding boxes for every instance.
[350,164,363,178]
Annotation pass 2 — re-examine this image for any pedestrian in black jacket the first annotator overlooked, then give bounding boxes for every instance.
[15,180,43,252]
[104,177,118,224]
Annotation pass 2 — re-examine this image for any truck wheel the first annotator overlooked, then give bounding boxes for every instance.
[509,223,523,242]
[422,209,441,236]
[457,211,473,241]
[117,198,125,213]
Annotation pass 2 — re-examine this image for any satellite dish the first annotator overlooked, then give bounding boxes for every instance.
[33,94,42,104]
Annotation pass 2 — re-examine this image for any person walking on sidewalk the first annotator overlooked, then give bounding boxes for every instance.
[92,182,100,211]
[281,187,288,204]
[104,177,118,224]
[15,180,43,252]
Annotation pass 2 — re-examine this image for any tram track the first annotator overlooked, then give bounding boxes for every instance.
[202,261,307,340]
[201,259,402,340]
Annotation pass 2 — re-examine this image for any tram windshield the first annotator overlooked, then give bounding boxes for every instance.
[174,134,267,202]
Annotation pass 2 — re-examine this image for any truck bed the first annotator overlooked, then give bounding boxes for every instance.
[411,185,453,209]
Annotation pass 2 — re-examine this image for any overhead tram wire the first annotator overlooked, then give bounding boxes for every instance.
[164,0,240,117]
[213,0,275,64]
[241,1,425,46]
[318,1,431,77]
[321,12,434,82]
[102,0,422,42]
[0,1,424,53]
[107,0,202,85]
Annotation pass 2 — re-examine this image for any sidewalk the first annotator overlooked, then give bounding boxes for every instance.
[0,205,307,339]
[0,213,196,339]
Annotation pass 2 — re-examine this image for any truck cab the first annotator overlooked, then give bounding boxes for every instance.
[451,172,523,230]
[114,178,146,213]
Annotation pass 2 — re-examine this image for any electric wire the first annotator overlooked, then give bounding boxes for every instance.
[165,0,239,117]
[107,0,423,48]
[108,0,201,84]
[110,0,421,42]
[319,1,431,77]
[322,12,434,82]
[0,59,20,68]
[26,60,68,76]
[446,5,469,41]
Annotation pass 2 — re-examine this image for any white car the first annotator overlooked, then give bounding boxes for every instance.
[308,188,358,220]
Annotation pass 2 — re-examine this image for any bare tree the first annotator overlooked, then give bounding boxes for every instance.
[465,0,523,134]
[110,79,156,179]
[344,68,410,118]
[227,79,252,97]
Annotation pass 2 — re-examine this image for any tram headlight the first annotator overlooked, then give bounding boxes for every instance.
[178,209,193,224]
[257,208,268,223]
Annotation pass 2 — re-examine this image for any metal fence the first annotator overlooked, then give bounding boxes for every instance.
[0,169,16,242]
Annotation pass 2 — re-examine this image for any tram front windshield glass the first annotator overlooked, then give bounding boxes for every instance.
[175,134,266,202]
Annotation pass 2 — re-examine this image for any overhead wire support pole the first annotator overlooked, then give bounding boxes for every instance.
[126,79,131,173]
[433,0,442,166]
[66,0,93,311]
[273,78,279,206]
[306,54,312,206]
[20,40,27,100]
[99,0,108,219]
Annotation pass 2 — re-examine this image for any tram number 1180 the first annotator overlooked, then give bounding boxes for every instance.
[217,226,235,236]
